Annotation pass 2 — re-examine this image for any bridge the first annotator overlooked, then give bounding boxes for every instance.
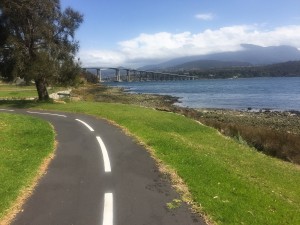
[82,67,196,82]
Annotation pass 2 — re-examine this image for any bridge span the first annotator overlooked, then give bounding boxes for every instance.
[82,67,196,82]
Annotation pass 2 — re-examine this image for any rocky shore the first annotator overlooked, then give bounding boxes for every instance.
[195,108,300,135]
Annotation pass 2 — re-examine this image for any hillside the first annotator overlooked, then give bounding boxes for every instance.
[187,61,300,79]
[167,60,252,71]
[139,44,300,71]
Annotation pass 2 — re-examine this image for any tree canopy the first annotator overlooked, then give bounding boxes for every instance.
[0,0,83,100]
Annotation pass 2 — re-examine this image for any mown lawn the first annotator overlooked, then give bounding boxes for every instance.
[0,85,37,98]
[0,113,54,222]
[1,100,299,224]
[23,101,300,225]
[0,84,66,98]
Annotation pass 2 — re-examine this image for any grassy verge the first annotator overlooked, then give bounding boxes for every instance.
[3,100,299,225]
[0,84,67,98]
[0,113,55,223]
[0,85,37,98]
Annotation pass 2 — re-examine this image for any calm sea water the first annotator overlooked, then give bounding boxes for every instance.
[108,77,300,111]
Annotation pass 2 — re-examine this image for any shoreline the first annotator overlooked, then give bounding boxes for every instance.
[107,77,300,113]
[112,83,300,113]
[74,84,300,131]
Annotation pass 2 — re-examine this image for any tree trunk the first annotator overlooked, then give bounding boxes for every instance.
[35,77,49,101]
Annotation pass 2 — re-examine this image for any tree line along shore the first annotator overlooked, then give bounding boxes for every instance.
[165,61,300,79]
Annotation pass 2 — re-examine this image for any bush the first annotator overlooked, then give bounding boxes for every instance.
[200,118,300,164]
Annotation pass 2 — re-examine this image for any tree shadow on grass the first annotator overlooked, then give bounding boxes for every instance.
[0,100,53,109]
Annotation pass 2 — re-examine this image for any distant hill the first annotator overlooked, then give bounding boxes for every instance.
[139,44,300,70]
[166,60,252,71]
[187,61,300,79]
[263,60,300,76]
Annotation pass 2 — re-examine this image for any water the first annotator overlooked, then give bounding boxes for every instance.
[108,77,300,111]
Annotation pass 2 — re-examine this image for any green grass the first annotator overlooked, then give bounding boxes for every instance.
[0,84,66,98]
[0,85,37,98]
[1,100,300,224]
[0,113,54,220]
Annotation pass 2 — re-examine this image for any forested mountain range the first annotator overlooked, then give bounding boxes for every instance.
[139,44,300,71]
[186,61,300,79]
[138,44,300,78]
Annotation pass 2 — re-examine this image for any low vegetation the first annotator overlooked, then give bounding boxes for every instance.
[0,113,54,223]
[173,108,300,165]
[201,118,300,164]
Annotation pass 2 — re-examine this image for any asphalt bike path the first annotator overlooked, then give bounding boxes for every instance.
[0,108,206,225]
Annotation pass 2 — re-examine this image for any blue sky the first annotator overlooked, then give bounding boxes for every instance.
[61,0,300,67]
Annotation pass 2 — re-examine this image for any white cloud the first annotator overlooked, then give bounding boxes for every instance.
[79,25,300,67]
[79,50,125,67]
[195,13,215,21]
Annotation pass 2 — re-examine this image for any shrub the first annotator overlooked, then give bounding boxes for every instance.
[200,118,300,164]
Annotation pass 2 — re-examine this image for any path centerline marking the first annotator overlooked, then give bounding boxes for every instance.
[96,136,111,173]
[75,119,95,131]
[103,193,113,225]
[27,111,67,117]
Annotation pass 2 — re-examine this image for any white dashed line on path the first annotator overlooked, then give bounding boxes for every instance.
[103,193,113,225]
[75,119,95,131]
[96,136,112,173]
[75,120,113,224]
[76,119,113,224]
[27,111,67,117]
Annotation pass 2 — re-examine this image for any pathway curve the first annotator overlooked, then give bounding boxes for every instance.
[0,108,206,225]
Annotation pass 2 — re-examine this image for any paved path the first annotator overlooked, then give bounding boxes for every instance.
[0,109,206,225]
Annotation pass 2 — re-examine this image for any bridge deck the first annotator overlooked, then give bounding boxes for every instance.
[82,67,196,82]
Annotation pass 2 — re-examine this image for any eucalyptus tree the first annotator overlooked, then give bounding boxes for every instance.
[0,0,83,100]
